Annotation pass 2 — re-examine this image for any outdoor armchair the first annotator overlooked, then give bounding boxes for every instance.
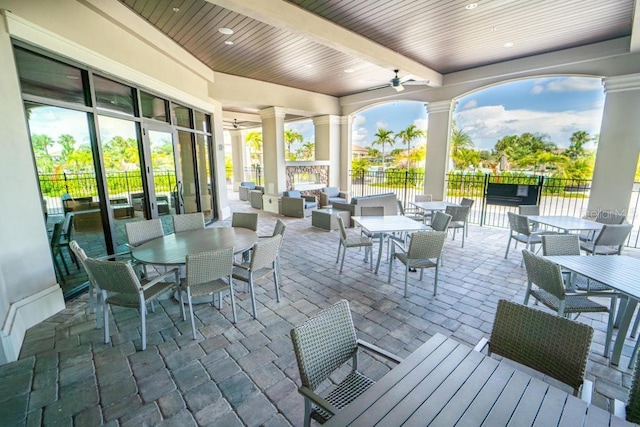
[281,190,318,218]
[505,211,555,266]
[290,299,402,427]
[238,181,256,201]
[445,205,471,247]
[319,186,348,207]
[580,223,632,255]
[336,215,373,273]
[475,299,594,401]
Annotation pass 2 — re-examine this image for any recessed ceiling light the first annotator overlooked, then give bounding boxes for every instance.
[306,64,313,68]
[344,68,355,73]
[172,7,180,12]
[490,27,498,32]
[219,28,234,35]
[225,40,234,45]
[503,42,514,48]
[465,3,478,10]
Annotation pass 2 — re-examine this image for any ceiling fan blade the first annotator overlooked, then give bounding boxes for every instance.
[367,83,391,91]
[399,74,416,84]
[403,80,430,86]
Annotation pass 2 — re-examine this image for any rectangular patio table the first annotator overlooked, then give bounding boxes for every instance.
[408,201,459,223]
[352,215,429,274]
[545,255,640,367]
[527,215,604,233]
[325,333,629,426]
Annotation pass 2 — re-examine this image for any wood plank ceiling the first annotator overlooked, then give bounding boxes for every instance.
[119,0,634,98]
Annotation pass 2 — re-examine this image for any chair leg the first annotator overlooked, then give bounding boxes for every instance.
[336,242,342,263]
[187,288,196,340]
[103,299,110,344]
[140,295,147,351]
[229,277,237,323]
[434,263,439,296]
[95,289,102,330]
[605,297,617,357]
[304,399,312,427]
[273,261,281,302]
[249,275,258,319]
[387,254,394,284]
[461,227,465,248]
[404,264,409,298]
[504,235,512,259]
[340,246,347,273]
[89,284,95,314]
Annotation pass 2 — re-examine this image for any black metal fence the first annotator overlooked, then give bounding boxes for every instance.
[348,169,640,248]
[244,165,262,186]
[40,171,176,215]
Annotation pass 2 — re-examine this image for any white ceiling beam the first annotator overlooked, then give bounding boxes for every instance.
[631,0,640,53]
[205,0,443,87]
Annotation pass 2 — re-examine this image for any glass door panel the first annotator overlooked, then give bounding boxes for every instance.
[177,130,198,214]
[97,115,146,250]
[147,128,178,233]
[196,134,214,222]
[26,103,107,297]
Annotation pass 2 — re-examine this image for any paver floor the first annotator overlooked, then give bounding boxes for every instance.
[2,197,639,426]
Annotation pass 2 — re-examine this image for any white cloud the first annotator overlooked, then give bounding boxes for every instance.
[413,118,428,130]
[540,77,602,93]
[352,127,368,145]
[454,104,602,150]
[352,114,366,127]
[375,120,389,129]
[461,99,477,110]
[530,85,544,95]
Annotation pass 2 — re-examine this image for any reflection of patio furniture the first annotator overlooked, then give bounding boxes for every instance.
[61,195,102,231]
[281,190,318,218]
[110,197,134,219]
[130,192,170,215]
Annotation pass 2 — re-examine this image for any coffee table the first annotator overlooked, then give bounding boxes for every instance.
[312,208,351,231]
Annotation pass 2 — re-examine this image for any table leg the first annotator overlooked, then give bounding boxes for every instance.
[611,298,638,366]
[374,235,384,274]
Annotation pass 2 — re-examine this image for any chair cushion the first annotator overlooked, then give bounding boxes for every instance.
[323,187,340,197]
[305,201,318,209]
[240,181,256,190]
[284,190,301,198]
[329,196,347,204]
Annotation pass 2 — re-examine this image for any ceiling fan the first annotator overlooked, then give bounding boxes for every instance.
[368,69,430,92]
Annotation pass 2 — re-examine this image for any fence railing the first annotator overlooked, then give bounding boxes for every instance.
[348,169,640,249]
[40,171,176,215]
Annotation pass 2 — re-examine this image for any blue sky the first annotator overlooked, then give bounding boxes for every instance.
[318,76,605,152]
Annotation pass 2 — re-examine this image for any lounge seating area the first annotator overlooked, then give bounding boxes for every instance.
[6,198,640,426]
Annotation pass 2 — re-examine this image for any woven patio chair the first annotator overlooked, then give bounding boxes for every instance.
[505,211,555,266]
[541,234,612,293]
[388,231,447,297]
[579,210,626,242]
[182,247,236,339]
[172,212,205,233]
[445,205,471,247]
[231,212,259,231]
[125,218,164,277]
[614,359,640,423]
[428,211,452,266]
[290,300,402,427]
[83,257,179,350]
[522,250,616,356]
[260,219,287,239]
[232,235,282,319]
[336,215,373,273]
[475,300,594,400]
[396,199,423,222]
[580,223,632,255]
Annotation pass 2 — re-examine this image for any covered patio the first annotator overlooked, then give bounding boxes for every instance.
[2,197,639,425]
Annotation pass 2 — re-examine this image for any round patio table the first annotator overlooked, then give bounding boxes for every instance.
[131,227,258,266]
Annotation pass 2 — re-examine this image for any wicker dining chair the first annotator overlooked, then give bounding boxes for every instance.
[580,223,633,255]
[522,250,616,356]
[260,219,287,239]
[232,235,282,319]
[445,205,471,247]
[388,231,447,297]
[428,211,452,266]
[172,212,205,233]
[125,218,164,277]
[475,300,594,400]
[83,257,179,350]
[290,300,402,427]
[231,212,259,231]
[182,247,236,339]
[579,210,626,242]
[396,199,423,222]
[505,211,553,266]
[336,215,373,273]
[50,221,69,279]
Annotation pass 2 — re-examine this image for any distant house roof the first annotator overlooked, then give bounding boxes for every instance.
[352,144,368,154]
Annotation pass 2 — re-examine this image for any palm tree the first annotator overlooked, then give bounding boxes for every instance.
[396,124,425,168]
[245,131,263,166]
[450,122,474,170]
[284,129,303,160]
[372,128,395,170]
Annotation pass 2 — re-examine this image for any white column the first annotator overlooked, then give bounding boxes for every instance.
[340,116,352,197]
[424,100,455,200]
[229,129,245,191]
[259,107,287,213]
[313,115,341,186]
[588,74,640,216]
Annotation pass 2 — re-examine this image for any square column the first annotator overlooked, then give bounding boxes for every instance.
[229,129,246,191]
[259,107,287,213]
[424,100,455,200]
[313,115,342,186]
[340,116,352,196]
[588,74,640,216]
